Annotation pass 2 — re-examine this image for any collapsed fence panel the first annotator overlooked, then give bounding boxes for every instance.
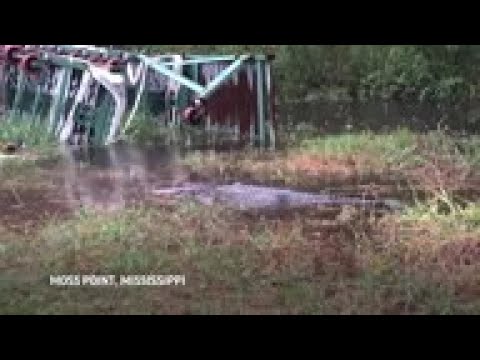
[0,45,276,147]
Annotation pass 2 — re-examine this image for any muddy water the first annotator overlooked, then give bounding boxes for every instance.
[56,143,193,212]
[0,141,405,237]
[3,99,443,217]
[41,142,402,213]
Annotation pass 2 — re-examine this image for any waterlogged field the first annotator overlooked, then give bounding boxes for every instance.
[1,123,480,314]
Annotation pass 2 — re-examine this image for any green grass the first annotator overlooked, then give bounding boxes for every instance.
[292,127,480,173]
[298,128,417,159]
[0,116,59,163]
[402,201,480,230]
[0,116,56,149]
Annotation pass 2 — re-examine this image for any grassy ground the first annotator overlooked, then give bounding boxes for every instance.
[1,124,480,314]
[1,198,480,314]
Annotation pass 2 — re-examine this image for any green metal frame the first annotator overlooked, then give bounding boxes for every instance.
[139,55,206,95]
[11,68,26,116]
[2,45,276,147]
[49,67,72,134]
[201,55,250,99]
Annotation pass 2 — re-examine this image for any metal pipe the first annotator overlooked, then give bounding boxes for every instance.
[201,55,250,99]
[139,55,206,95]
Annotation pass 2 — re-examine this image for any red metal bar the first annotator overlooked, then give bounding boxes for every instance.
[1,45,22,62]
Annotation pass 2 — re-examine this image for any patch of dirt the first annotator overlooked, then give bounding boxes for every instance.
[428,236,480,299]
[369,211,480,305]
[237,205,381,279]
[283,153,377,177]
[0,188,73,233]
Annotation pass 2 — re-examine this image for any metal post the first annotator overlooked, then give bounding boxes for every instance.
[206,114,212,145]
[265,61,275,149]
[232,72,239,143]
[49,67,72,133]
[0,62,6,117]
[256,60,266,147]
[11,69,26,117]
[248,65,255,145]
[192,63,199,83]
[31,83,42,120]
[55,68,73,136]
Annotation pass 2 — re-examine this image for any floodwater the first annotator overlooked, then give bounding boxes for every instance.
[0,139,406,237]
[57,143,196,212]
[49,98,480,214]
[7,100,461,218]
[46,140,402,213]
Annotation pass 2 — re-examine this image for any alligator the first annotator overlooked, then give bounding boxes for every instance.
[152,182,403,211]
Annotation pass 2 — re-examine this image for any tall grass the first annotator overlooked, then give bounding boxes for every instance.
[0,115,55,149]
[402,201,480,230]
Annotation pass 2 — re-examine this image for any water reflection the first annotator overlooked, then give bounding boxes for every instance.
[59,143,189,211]
[55,142,402,213]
